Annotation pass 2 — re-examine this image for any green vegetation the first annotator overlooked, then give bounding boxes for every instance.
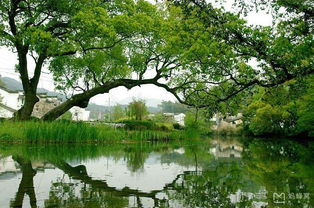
[59,111,72,121]
[0,121,187,144]
[184,110,212,136]
[0,0,312,139]
[111,104,126,121]
[127,99,148,121]
[0,0,311,122]
[241,76,314,138]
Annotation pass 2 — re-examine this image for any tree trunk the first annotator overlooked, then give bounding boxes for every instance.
[13,92,39,120]
[42,78,159,121]
[41,95,90,121]
[12,156,37,208]
[12,49,46,121]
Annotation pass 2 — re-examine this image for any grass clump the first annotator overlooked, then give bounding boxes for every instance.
[0,120,187,144]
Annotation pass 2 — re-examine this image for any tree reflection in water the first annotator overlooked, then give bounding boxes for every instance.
[1,138,313,208]
[10,156,37,208]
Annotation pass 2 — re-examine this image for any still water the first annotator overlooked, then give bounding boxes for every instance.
[0,138,313,208]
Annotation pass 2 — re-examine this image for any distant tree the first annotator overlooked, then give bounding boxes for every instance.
[112,105,125,121]
[127,99,148,121]
[159,101,188,114]
[151,112,175,123]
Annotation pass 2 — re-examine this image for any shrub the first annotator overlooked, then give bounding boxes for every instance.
[173,123,183,130]
[121,120,156,130]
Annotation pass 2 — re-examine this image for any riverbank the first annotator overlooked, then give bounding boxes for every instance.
[0,121,188,144]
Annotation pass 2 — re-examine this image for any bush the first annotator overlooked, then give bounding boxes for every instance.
[173,123,183,130]
[121,120,156,130]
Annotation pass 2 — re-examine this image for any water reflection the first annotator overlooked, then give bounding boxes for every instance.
[0,138,313,208]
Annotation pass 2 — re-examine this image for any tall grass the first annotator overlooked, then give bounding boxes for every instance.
[0,120,187,144]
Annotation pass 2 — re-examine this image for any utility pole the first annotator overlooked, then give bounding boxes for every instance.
[108,96,111,122]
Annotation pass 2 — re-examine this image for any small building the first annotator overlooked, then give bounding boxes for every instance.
[174,113,186,126]
[211,113,243,130]
[0,79,62,119]
[0,86,24,110]
[0,103,16,118]
[70,107,90,121]
[32,94,62,118]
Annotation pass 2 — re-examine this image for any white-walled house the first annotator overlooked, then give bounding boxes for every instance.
[174,113,186,126]
[32,93,62,118]
[70,107,90,121]
[0,84,62,119]
[0,86,24,110]
[0,86,24,118]
[0,103,16,118]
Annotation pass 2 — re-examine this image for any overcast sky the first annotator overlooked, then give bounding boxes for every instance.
[0,1,272,106]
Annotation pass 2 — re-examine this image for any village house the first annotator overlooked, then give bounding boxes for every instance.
[0,79,63,119]
[32,93,62,118]
[0,85,24,118]
[70,106,91,121]
[211,113,243,130]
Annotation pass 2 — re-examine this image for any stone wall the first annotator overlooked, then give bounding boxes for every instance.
[32,97,61,118]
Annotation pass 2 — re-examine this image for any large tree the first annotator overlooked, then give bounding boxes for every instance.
[127,99,148,121]
[0,0,187,121]
[1,0,312,121]
[1,0,85,119]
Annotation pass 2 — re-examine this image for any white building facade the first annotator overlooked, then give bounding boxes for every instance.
[0,86,24,118]
[0,85,62,119]
[174,113,186,126]
[70,107,90,121]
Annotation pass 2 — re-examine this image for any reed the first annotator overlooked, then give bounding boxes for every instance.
[0,120,187,144]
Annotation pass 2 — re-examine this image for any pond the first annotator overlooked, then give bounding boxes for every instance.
[0,137,313,208]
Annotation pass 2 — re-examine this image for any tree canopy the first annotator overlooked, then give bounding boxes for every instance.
[166,0,313,113]
[0,0,312,121]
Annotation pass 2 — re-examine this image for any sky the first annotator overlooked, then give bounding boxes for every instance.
[0,0,272,107]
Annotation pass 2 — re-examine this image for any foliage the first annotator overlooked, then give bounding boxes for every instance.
[151,113,175,123]
[166,0,313,114]
[59,111,72,121]
[111,104,126,121]
[127,99,148,121]
[184,109,211,134]
[242,76,314,137]
[0,78,4,88]
[121,120,156,130]
[0,0,312,122]
[173,123,183,130]
[121,119,172,131]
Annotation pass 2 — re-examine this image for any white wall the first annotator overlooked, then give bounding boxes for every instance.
[174,113,185,126]
[0,88,23,110]
[70,107,90,121]
[0,106,14,118]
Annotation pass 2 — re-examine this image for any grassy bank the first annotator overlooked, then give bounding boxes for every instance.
[0,121,187,144]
